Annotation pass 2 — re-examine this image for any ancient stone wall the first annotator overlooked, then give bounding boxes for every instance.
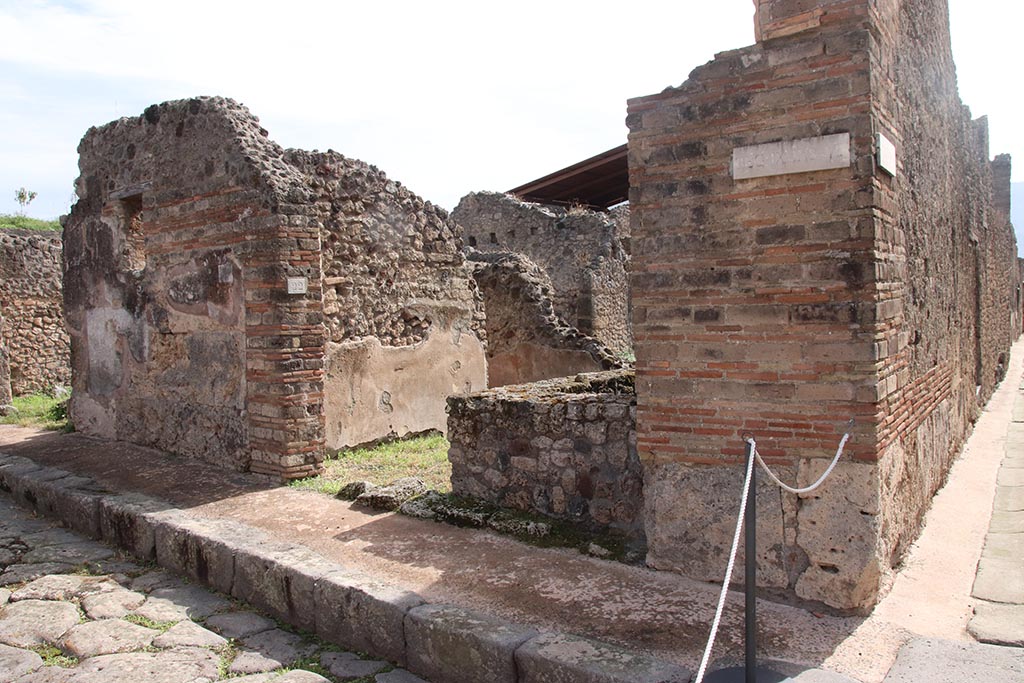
[65,97,485,477]
[284,149,486,448]
[453,192,631,354]
[468,251,621,387]
[0,313,11,411]
[628,0,1018,610]
[448,370,642,541]
[0,229,70,396]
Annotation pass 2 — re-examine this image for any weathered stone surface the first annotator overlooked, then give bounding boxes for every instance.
[276,671,332,683]
[355,477,427,511]
[20,540,114,565]
[232,539,337,632]
[314,569,425,665]
[0,562,76,586]
[448,370,641,540]
[98,493,174,561]
[988,510,1024,534]
[0,228,68,396]
[145,584,232,620]
[12,574,119,602]
[336,481,376,500]
[375,670,429,683]
[404,603,538,683]
[229,628,317,674]
[153,515,243,595]
[130,570,185,593]
[152,619,228,648]
[59,619,159,658]
[0,599,79,647]
[999,469,1024,487]
[0,641,43,678]
[66,646,221,682]
[515,632,691,683]
[968,602,1024,647]
[321,651,388,680]
[453,191,632,359]
[975,561,1021,611]
[982,533,1024,560]
[204,610,275,639]
[81,588,146,619]
[0,588,9,606]
[882,637,1024,682]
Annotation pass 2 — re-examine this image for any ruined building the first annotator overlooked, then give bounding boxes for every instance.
[63,97,486,478]
[628,0,1021,609]
[0,229,69,404]
[454,192,631,352]
[449,0,1020,612]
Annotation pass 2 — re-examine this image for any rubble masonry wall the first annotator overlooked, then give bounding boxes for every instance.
[448,370,642,541]
[453,192,632,354]
[0,229,69,396]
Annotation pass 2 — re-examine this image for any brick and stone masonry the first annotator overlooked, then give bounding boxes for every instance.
[0,229,69,398]
[454,192,632,356]
[63,97,486,478]
[628,0,1020,610]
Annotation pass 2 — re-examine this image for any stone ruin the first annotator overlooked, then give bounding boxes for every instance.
[63,97,486,478]
[453,191,632,361]
[47,0,1023,615]
[0,228,69,408]
[447,0,1022,612]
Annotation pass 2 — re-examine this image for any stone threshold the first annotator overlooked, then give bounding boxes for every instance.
[0,450,693,683]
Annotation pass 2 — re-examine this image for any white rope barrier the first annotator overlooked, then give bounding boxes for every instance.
[691,422,854,683]
[692,446,755,683]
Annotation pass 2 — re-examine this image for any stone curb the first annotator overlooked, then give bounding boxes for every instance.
[0,451,693,683]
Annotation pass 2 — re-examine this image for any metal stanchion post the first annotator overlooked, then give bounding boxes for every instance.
[704,439,785,683]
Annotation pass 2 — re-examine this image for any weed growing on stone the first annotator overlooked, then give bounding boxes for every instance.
[215,641,239,678]
[123,613,176,633]
[288,432,452,494]
[0,391,71,431]
[30,644,78,668]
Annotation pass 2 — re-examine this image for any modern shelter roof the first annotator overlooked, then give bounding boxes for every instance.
[508,144,628,210]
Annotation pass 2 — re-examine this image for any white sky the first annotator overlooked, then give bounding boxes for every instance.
[0,0,1020,223]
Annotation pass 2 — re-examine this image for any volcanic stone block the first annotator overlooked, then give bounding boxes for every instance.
[404,603,538,683]
[515,632,690,683]
[314,568,425,665]
[154,514,248,595]
[99,492,175,561]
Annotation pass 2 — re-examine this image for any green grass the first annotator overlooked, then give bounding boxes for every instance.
[30,644,78,668]
[289,433,452,495]
[0,392,70,431]
[123,613,177,633]
[0,213,61,231]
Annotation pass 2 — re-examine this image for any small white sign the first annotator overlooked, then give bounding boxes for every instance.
[286,277,308,295]
[732,133,851,180]
[877,132,897,176]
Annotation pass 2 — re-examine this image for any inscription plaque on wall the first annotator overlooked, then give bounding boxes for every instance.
[877,132,897,176]
[732,133,851,180]
[286,277,308,295]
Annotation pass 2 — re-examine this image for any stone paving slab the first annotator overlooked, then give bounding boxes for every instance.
[975,551,1024,603]
[969,601,1024,646]
[997,468,1024,487]
[989,510,1024,533]
[882,637,1024,682]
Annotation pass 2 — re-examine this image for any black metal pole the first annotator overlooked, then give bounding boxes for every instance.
[744,439,757,683]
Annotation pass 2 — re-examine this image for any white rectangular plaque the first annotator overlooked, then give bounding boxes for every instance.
[877,132,897,176]
[732,133,851,180]
[286,277,308,295]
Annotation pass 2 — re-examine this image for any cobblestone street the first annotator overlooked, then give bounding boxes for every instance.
[0,493,425,683]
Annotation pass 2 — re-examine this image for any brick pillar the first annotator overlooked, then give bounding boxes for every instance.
[244,212,326,479]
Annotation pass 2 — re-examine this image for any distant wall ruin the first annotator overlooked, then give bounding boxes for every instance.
[467,251,621,387]
[64,97,485,478]
[0,229,69,397]
[628,0,1020,610]
[453,192,631,355]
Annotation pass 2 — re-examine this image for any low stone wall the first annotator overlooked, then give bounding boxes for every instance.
[0,229,69,396]
[448,370,642,542]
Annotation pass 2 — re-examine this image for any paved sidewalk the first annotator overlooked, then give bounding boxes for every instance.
[0,492,425,683]
[968,379,1024,647]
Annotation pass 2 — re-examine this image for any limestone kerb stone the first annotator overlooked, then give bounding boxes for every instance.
[99,492,175,561]
[25,474,105,539]
[232,539,339,633]
[154,514,249,595]
[514,632,691,683]
[313,568,425,666]
[404,603,538,683]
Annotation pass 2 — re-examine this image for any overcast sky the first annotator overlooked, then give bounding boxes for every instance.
[0,0,1020,228]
